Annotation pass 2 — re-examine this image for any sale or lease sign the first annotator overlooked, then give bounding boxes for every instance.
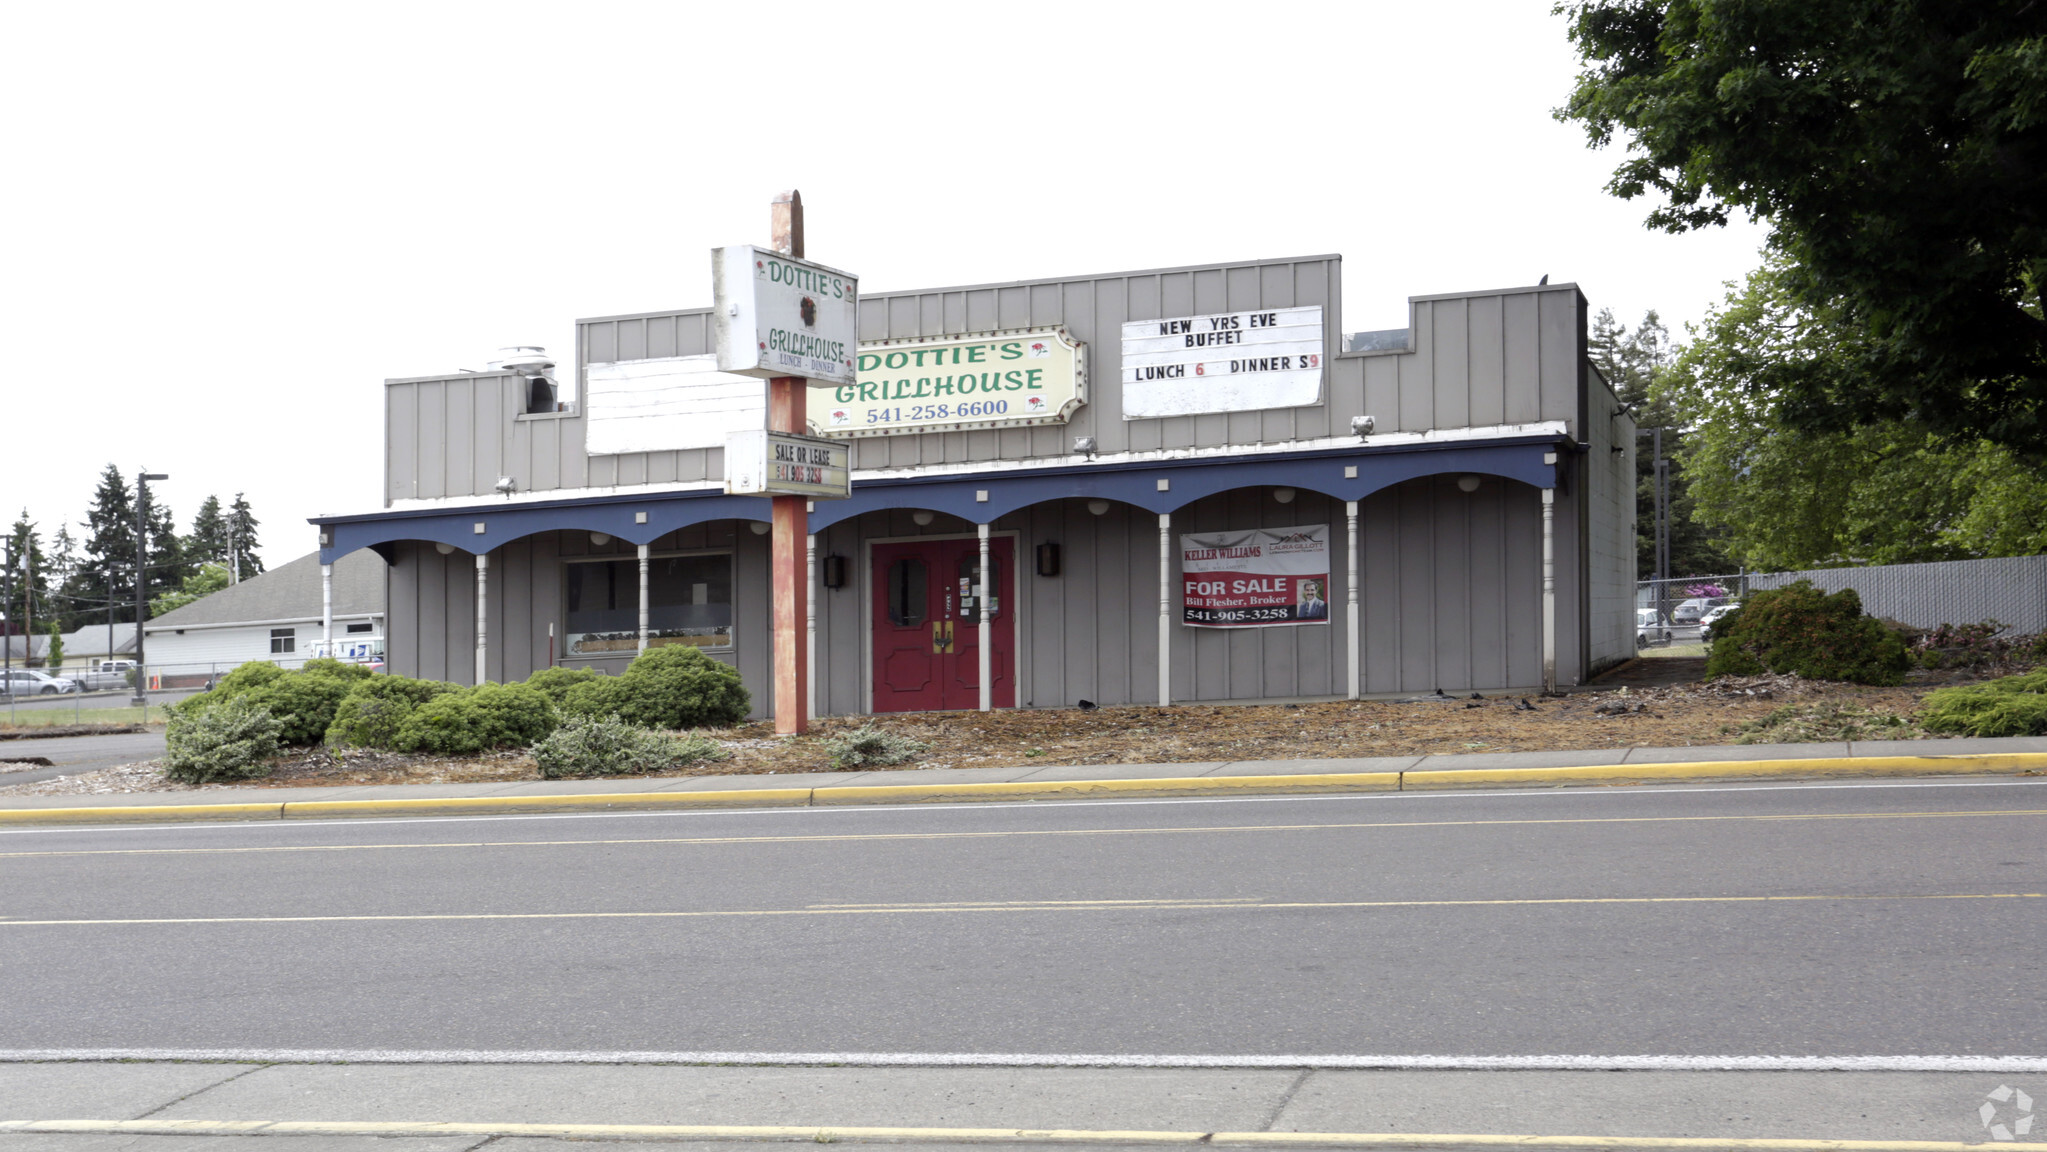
[1180,524,1331,628]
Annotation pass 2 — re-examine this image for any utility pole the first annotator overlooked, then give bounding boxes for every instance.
[133,471,168,705]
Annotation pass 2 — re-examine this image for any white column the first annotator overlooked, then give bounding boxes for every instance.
[320,563,334,647]
[1158,512,1172,707]
[806,533,818,721]
[637,543,651,655]
[1346,500,1360,700]
[474,553,489,686]
[977,522,992,713]
[1542,488,1557,695]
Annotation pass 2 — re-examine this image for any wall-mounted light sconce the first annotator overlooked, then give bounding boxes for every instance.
[912,510,935,526]
[1457,475,1482,493]
[1351,414,1375,439]
[1087,499,1110,516]
[1036,542,1062,577]
[821,554,847,589]
[435,542,456,556]
[1073,436,1097,458]
[589,532,611,546]
[750,521,771,535]
[494,476,517,496]
[1273,487,1296,504]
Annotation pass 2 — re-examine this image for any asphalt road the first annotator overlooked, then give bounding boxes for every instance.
[0,731,167,787]
[0,778,2042,1058]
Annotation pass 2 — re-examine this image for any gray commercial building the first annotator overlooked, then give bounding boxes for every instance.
[314,254,1635,717]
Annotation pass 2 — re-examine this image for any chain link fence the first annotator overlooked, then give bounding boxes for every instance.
[1638,555,2047,635]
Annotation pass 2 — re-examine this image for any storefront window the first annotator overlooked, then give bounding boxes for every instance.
[564,552,732,656]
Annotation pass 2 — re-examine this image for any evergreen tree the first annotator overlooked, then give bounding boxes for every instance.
[46,524,78,591]
[226,493,263,579]
[142,484,187,608]
[1590,308,1734,579]
[4,513,51,659]
[69,464,136,631]
[187,495,229,568]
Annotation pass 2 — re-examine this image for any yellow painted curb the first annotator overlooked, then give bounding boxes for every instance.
[812,773,1403,805]
[0,1118,2002,1150]
[0,802,284,825]
[279,788,813,820]
[0,753,2039,827]
[1401,753,2047,791]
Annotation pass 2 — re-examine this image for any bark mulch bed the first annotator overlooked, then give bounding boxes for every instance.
[0,659,1989,798]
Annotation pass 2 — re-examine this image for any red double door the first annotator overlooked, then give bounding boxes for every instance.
[871,536,1015,712]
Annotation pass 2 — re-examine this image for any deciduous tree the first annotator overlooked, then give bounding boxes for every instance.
[1558,1,2047,454]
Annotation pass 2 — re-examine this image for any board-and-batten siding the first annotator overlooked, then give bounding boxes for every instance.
[380,257,1589,504]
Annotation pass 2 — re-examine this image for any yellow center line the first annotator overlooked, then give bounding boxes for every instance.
[0,892,2037,927]
[0,808,2042,862]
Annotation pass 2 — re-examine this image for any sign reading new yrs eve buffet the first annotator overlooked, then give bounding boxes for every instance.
[712,245,860,386]
[1122,305,1325,419]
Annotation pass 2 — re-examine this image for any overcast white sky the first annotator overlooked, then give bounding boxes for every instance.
[1,1,1767,570]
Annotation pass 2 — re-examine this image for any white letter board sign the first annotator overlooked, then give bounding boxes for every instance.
[1121,305,1324,419]
[712,245,859,386]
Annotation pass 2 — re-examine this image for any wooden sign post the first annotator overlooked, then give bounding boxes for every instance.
[712,191,858,736]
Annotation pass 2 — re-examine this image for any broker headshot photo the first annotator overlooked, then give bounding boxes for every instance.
[1296,579,1328,619]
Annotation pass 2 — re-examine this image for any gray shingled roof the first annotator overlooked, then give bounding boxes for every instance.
[145,550,385,632]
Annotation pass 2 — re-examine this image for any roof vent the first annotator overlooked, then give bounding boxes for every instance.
[489,346,555,375]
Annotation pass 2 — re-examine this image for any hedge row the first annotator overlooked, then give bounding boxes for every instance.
[168,647,751,774]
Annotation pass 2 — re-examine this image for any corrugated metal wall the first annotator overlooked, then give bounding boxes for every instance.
[381,259,1591,505]
[1749,555,2047,635]
[385,526,774,718]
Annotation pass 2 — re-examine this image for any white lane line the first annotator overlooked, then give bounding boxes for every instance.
[0,1048,2041,1071]
[3,776,2043,837]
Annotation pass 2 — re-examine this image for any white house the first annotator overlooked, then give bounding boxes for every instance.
[143,550,385,686]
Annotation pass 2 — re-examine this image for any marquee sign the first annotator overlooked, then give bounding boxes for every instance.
[712,245,859,386]
[724,429,851,499]
[1122,305,1324,419]
[809,326,1086,438]
[1180,524,1331,628]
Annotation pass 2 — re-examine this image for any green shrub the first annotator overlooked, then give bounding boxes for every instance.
[239,674,358,747]
[525,665,602,705]
[560,646,750,730]
[393,682,558,755]
[1920,670,2047,737]
[163,696,283,784]
[200,660,287,701]
[297,657,377,684]
[820,723,930,769]
[1703,581,1910,685]
[531,713,729,778]
[325,675,460,749]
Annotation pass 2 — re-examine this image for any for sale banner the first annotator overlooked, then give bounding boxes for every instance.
[1180,524,1331,628]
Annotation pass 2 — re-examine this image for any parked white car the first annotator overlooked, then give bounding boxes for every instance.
[1698,603,1739,641]
[1672,597,1727,624]
[1636,608,1671,648]
[1,669,80,696]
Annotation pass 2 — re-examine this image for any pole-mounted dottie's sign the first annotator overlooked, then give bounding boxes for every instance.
[712,245,860,386]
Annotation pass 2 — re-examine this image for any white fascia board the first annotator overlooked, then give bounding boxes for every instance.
[358,422,1570,518]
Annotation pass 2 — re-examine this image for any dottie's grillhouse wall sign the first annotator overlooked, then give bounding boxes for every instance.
[712,245,859,386]
[1122,305,1324,419]
[809,327,1087,438]
[724,429,852,500]
[1181,524,1331,628]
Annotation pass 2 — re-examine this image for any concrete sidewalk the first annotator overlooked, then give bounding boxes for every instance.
[0,1061,2029,1147]
[2,736,2044,825]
